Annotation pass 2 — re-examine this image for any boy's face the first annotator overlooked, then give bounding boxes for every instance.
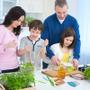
[30,28,41,40]
[63,36,74,47]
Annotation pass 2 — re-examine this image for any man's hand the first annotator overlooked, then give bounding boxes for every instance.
[71,59,79,69]
[51,56,60,65]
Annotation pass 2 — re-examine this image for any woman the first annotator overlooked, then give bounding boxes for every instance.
[0,6,26,73]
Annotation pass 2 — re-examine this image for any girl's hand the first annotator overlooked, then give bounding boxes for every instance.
[71,59,79,70]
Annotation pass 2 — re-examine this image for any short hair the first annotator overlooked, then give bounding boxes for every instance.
[60,27,76,49]
[55,0,68,7]
[28,20,43,32]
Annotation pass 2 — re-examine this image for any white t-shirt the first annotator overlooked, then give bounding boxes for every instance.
[44,43,73,69]
[51,43,73,61]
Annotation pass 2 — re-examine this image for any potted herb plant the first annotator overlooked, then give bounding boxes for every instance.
[0,63,35,90]
[24,16,34,26]
[84,66,90,80]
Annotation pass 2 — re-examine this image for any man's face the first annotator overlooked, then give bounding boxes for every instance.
[55,5,68,20]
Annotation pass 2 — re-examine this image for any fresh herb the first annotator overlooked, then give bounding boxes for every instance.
[46,76,55,86]
[84,66,90,80]
[0,63,35,90]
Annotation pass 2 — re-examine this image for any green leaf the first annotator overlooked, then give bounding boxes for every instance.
[46,76,55,86]
[0,63,35,90]
[84,67,90,80]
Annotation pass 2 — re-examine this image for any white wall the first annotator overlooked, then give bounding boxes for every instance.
[17,0,55,20]
[42,0,55,21]
[17,0,43,13]
[67,0,77,18]
[77,0,90,64]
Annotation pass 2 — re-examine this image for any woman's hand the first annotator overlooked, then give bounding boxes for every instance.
[5,40,17,49]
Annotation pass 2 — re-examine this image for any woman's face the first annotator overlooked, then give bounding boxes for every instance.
[63,36,74,47]
[11,15,25,28]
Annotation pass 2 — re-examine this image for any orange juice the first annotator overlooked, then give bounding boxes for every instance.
[57,64,66,79]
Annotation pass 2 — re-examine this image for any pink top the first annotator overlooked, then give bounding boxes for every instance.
[0,25,19,70]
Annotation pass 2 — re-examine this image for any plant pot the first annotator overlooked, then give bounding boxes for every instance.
[0,84,5,90]
[20,87,36,90]
[1,85,36,90]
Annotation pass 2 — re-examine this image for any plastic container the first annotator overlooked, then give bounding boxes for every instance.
[65,63,75,73]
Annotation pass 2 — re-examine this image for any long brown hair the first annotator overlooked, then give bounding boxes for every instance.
[60,27,76,49]
[3,6,26,35]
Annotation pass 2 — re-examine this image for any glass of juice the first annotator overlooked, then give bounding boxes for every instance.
[57,64,66,79]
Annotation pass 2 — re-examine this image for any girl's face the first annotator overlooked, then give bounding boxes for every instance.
[30,28,41,40]
[11,15,24,28]
[63,36,74,47]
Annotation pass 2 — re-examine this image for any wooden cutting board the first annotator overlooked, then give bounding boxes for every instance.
[41,69,83,77]
[41,69,58,77]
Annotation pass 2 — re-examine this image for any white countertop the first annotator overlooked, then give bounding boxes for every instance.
[34,71,90,90]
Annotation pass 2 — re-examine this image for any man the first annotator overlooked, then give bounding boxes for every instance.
[41,0,81,69]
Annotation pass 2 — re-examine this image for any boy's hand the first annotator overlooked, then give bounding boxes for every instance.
[24,45,32,53]
[39,39,48,58]
[39,48,46,58]
[44,39,48,46]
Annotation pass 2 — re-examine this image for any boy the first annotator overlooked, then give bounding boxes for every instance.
[18,20,48,69]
